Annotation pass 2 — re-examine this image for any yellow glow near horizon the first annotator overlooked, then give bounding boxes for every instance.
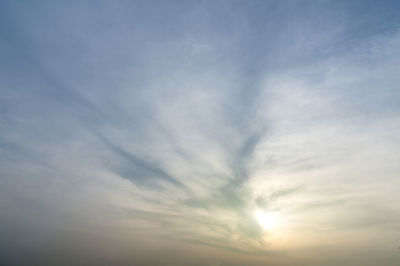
[255,210,283,231]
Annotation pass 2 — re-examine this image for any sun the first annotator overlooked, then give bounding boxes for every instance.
[255,209,283,231]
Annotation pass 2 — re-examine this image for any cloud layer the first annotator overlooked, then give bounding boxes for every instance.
[1,1,400,265]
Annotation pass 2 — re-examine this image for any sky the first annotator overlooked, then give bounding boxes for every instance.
[1,1,400,265]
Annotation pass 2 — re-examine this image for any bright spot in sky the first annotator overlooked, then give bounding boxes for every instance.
[255,210,283,231]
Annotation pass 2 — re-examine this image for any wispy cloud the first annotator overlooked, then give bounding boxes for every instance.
[1,1,400,265]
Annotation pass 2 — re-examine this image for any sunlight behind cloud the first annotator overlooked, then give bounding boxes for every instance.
[255,210,284,231]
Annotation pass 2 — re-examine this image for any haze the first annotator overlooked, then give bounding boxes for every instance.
[1,1,400,265]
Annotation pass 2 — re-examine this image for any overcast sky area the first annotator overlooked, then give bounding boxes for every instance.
[1,1,400,265]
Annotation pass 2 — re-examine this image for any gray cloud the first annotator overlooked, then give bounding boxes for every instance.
[1,1,400,265]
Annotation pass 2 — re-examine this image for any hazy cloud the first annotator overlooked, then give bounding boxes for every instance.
[1,1,400,265]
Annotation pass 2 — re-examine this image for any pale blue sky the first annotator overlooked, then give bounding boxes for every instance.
[1,1,400,265]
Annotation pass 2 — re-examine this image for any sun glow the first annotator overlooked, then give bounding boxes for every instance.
[255,210,283,231]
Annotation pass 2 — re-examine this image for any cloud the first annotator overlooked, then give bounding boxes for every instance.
[1,1,400,265]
